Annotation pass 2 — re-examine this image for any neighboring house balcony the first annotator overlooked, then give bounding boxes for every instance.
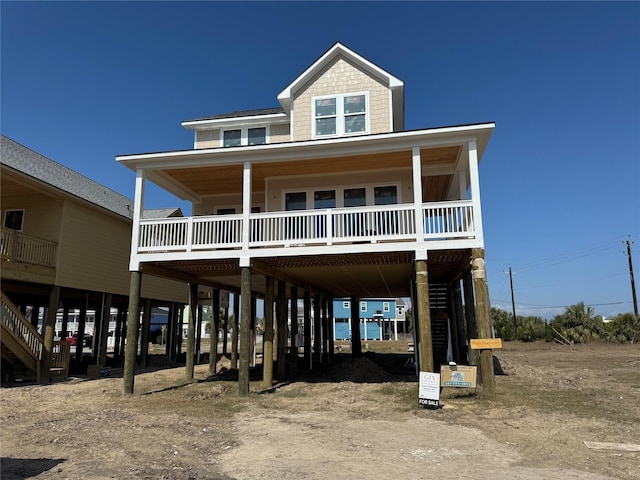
[1,228,57,282]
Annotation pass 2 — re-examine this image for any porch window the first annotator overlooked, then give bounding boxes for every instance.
[313,93,368,138]
[374,186,397,205]
[343,188,366,207]
[374,186,398,236]
[314,190,336,209]
[3,210,24,231]
[285,192,307,211]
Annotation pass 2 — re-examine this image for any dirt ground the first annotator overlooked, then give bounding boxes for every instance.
[1,341,639,480]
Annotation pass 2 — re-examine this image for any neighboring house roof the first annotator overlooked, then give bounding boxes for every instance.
[1,135,180,221]
[184,107,285,123]
[143,208,183,219]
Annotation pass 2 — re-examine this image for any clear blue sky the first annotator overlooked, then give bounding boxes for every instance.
[2,1,639,319]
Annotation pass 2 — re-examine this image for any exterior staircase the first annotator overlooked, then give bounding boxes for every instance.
[1,291,70,382]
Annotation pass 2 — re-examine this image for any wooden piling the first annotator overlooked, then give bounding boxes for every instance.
[277,280,287,380]
[313,295,321,368]
[472,249,496,400]
[415,260,434,372]
[238,267,252,396]
[139,298,152,367]
[231,293,239,369]
[303,290,311,369]
[41,285,60,383]
[290,286,299,375]
[98,293,112,367]
[123,271,142,395]
[208,290,220,376]
[186,283,197,382]
[263,277,274,387]
[350,295,361,357]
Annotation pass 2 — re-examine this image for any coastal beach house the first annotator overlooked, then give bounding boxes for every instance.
[333,298,406,341]
[117,43,496,393]
[1,135,188,382]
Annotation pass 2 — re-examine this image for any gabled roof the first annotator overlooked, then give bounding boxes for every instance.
[277,42,404,129]
[142,208,183,219]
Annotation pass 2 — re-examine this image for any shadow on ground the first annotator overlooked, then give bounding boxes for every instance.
[0,457,65,480]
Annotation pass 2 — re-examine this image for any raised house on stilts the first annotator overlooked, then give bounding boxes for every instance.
[117,43,497,396]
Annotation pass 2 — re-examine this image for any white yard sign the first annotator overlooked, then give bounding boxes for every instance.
[418,371,440,408]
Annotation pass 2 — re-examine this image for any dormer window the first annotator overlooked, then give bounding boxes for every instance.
[223,127,267,147]
[313,93,368,138]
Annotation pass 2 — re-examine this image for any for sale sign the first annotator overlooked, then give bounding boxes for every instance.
[418,371,440,408]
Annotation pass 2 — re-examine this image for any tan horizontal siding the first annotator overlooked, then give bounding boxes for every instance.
[55,201,188,303]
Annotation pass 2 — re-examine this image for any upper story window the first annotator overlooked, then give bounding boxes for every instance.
[223,127,267,147]
[313,93,368,138]
[4,210,24,231]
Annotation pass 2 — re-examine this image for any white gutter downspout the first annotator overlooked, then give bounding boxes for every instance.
[412,147,427,261]
[467,140,484,245]
[129,169,145,271]
[240,160,252,267]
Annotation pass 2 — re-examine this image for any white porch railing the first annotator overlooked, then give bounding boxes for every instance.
[0,228,57,268]
[136,200,475,253]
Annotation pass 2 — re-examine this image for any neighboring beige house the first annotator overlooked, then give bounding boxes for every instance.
[1,135,189,380]
[116,43,496,393]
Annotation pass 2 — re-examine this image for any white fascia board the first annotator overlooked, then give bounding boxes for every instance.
[116,123,495,172]
[277,42,404,111]
[182,112,288,131]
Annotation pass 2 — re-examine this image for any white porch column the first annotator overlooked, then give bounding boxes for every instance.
[412,147,428,261]
[240,161,252,266]
[458,169,467,200]
[129,169,145,271]
[412,147,425,244]
[467,140,484,244]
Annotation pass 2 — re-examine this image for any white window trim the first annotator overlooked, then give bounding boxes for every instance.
[3,209,25,231]
[221,125,270,147]
[383,302,390,312]
[343,301,350,309]
[312,92,369,139]
[360,301,367,312]
[281,182,402,210]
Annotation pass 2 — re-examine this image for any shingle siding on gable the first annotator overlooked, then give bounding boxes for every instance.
[291,56,391,142]
[195,129,220,149]
[269,123,291,143]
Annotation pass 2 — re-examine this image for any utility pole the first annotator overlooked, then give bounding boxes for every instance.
[509,266,517,338]
[626,238,638,319]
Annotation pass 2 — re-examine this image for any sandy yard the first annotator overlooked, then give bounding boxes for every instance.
[1,341,639,480]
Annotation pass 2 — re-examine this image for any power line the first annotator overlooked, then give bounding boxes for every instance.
[514,239,620,274]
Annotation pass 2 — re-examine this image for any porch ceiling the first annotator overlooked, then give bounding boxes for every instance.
[160,146,460,198]
[145,249,471,299]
